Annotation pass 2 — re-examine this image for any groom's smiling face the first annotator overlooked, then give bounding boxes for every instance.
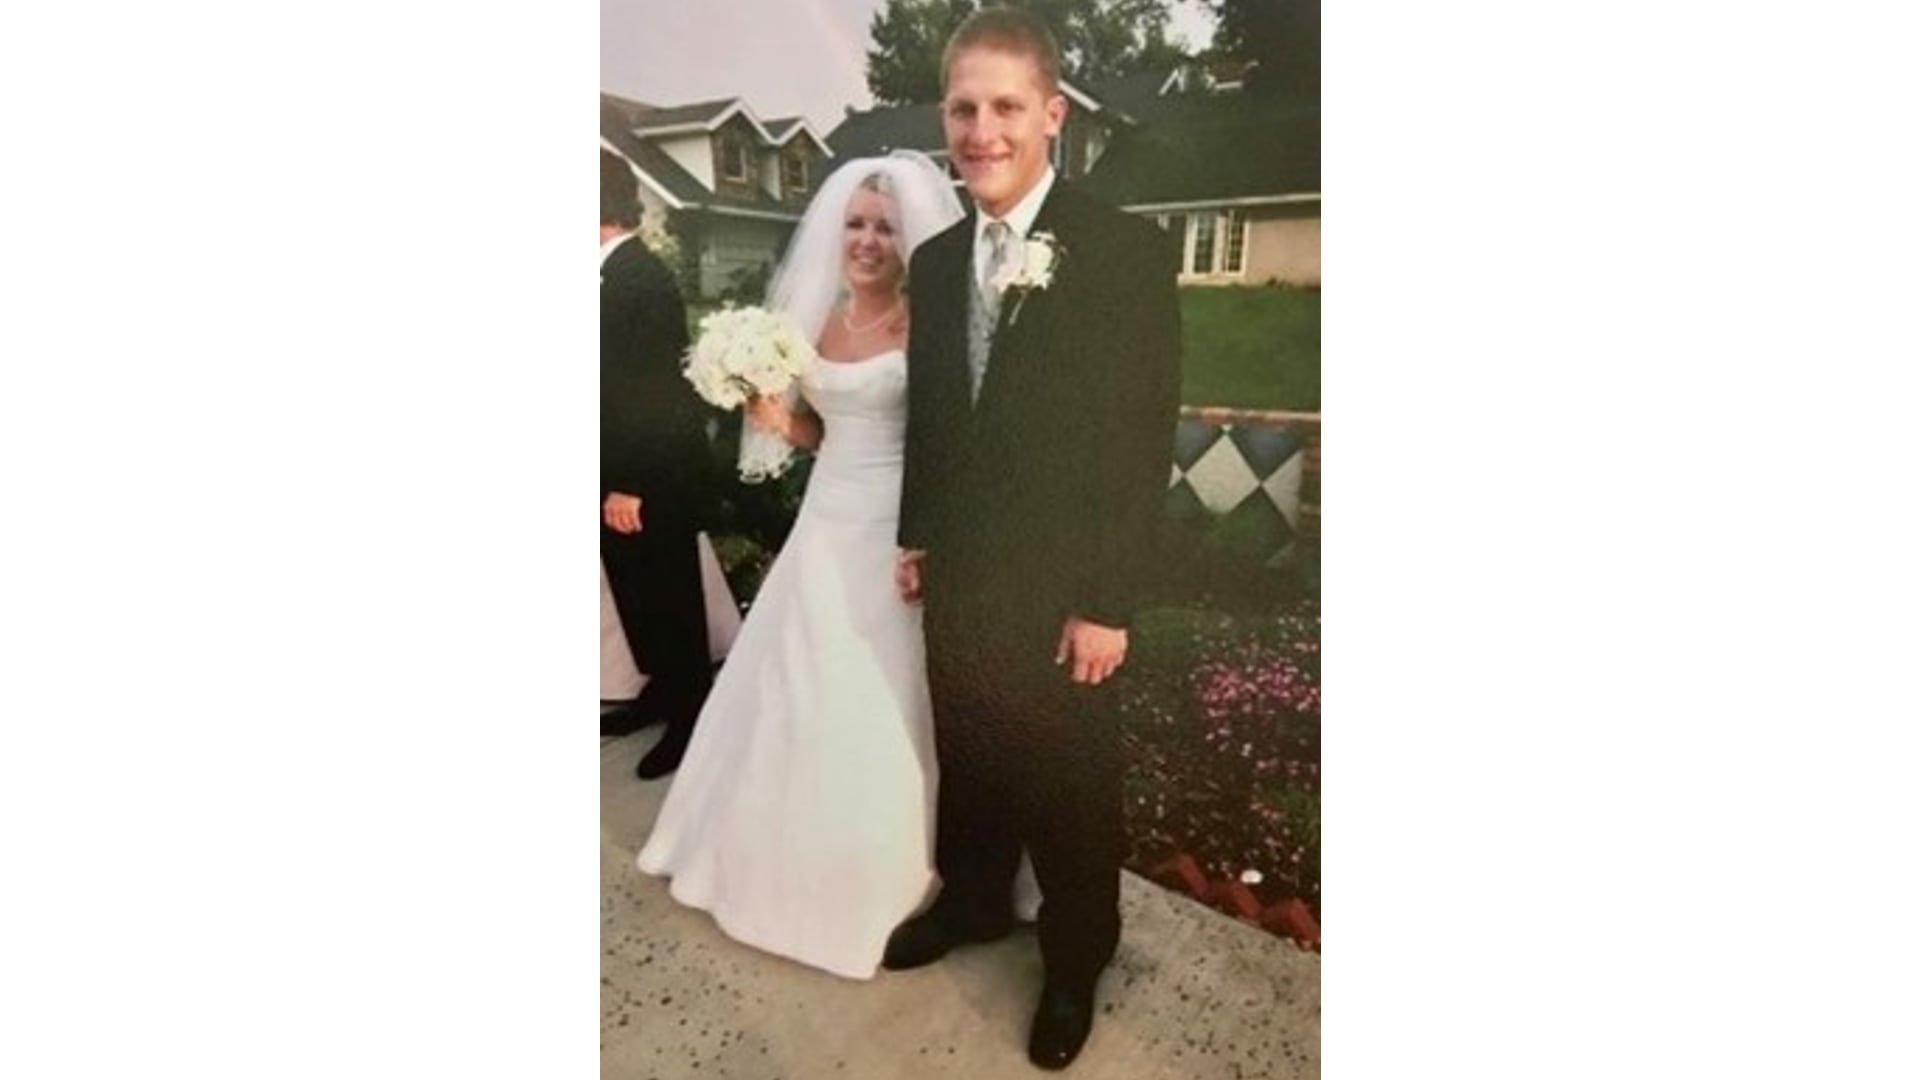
[942,46,1066,219]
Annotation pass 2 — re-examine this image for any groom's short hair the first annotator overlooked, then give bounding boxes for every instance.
[601,149,641,230]
[942,7,1063,96]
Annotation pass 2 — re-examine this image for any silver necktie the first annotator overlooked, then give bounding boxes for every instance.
[969,221,1013,404]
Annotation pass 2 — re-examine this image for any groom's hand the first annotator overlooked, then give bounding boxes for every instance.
[895,549,926,604]
[603,493,644,535]
[1057,616,1127,685]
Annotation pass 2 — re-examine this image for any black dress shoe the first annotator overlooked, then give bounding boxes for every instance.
[634,724,692,780]
[880,905,1014,970]
[1027,982,1097,1070]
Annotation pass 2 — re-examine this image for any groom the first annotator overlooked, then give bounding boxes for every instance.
[888,8,1182,1071]
[600,148,714,778]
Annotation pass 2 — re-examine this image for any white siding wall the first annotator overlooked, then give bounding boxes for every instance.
[1244,216,1320,287]
[658,134,713,189]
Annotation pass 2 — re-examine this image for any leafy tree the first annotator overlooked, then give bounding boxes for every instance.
[866,0,979,106]
[1204,0,1318,100]
[865,0,1190,105]
[1022,0,1182,82]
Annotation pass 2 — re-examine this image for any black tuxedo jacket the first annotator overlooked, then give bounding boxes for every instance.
[600,235,712,531]
[899,183,1182,630]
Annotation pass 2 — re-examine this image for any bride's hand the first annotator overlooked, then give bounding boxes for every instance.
[745,395,792,438]
[895,549,926,604]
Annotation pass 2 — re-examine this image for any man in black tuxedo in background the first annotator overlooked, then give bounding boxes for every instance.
[883,8,1184,1072]
[600,149,713,779]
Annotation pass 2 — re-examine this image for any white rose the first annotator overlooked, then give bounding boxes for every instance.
[1024,240,1054,281]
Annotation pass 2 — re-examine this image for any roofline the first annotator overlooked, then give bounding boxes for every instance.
[600,90,655,114]
[770,123,832,156]
[629,122,719,138]
[1059,78,1100,112]
[1122,193,1321,213]
[632,99,791,145]
[682,202,803,224]
[706,101,768,139]
[599,136,686,210]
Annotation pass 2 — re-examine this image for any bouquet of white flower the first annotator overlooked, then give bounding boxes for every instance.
[680,305,816,411]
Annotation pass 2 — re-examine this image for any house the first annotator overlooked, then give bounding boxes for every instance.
[600,92,831,299]
[824,68,1319,287]
[1077,91,1319,287]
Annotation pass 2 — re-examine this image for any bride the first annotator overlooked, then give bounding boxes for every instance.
[636,152,1031,980]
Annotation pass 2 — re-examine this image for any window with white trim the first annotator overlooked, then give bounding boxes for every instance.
[1159,208,1252,277]
[1221,209,1247,273]
[1191,213,1216,274]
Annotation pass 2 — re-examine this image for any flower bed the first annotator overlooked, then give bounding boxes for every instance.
[704,472,1325,946]
[1120,598,1321,947]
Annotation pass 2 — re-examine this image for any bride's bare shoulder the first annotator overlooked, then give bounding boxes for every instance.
[815,314,851,356]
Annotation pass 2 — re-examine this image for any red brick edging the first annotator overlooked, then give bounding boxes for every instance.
[1149,852,1321,953]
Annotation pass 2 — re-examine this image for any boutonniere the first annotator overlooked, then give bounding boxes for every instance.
[991,231,1064,327]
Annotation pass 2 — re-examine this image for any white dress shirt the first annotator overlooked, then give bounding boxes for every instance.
[972,167,1057,293]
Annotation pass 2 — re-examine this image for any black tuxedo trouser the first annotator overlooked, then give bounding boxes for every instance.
[922,574,1124,990]
[601,523,710,708]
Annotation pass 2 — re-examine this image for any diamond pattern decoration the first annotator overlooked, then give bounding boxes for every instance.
[1261,453,1305,531]
[1181,434,1263,515]
[1171,420,1220,470]
[1227,424,1303,479]
[1163,416,1307,565]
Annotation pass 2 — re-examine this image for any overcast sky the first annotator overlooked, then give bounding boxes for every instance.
[602,0,1218,135]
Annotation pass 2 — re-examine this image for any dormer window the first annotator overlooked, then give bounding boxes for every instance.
[781,152,808,194]
[720,137,748,182]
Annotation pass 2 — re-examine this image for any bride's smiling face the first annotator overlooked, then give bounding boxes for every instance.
[842,186,904,292]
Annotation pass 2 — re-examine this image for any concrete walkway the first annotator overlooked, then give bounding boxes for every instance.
[602,730,1320,1079]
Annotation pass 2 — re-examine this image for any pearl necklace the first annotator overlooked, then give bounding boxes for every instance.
[842,299,901,334]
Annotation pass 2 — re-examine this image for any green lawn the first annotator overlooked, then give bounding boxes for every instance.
[1179,285,1320,411]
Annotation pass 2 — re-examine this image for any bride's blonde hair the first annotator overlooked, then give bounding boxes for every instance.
[764,151,962,345]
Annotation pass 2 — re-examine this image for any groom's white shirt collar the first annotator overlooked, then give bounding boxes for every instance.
[600,230,634,268]
[973,166,1056,292]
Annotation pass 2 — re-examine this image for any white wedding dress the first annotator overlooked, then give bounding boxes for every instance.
[635,350,946,979]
